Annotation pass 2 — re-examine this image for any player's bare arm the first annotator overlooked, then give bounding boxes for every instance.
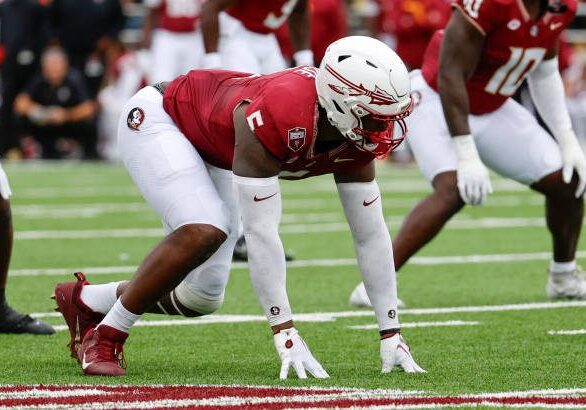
[233,102,328,379]
[438,8,484,137]
[438,8,492,205]
[287,0,313,66]
[528,41,586,197]
[200,0,237,67]
[333,161,375,184]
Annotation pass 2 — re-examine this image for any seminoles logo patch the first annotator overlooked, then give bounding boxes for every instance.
[127,107,145,131]
[288,127,306,152]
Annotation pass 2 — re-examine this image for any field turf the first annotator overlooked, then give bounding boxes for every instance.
[2,161,586,399]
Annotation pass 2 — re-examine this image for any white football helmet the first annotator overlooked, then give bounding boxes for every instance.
[316,36,412,158]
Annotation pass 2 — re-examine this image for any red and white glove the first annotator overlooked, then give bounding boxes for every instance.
[381,334,426,373]
[273,327,329,379]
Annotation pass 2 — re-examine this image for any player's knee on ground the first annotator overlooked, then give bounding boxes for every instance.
[174,281,224,316]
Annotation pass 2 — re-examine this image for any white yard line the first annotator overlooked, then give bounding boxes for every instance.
[547,329,586,335]
[35,301,586,322]
[11,250,586,278]
[349,321,480,330]
[12,216,555,240]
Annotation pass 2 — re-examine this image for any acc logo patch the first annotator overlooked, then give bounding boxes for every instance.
[288,127,306,152]
[127,107,145,131]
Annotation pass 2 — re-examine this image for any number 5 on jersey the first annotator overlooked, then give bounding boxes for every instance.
[247,110,264,130]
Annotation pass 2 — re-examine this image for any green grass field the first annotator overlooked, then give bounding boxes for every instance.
[2,161,586,397]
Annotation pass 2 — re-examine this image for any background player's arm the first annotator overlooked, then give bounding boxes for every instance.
[438,9,492,205]
[527,43,586,196]
[288,0,313,66]
[141,2,161,49]
[200,0,237,67]
[438,8,484,136]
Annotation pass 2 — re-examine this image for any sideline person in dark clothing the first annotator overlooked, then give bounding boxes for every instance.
[14,47,98,159]
[0,0,51,155]
[49,0,125,97]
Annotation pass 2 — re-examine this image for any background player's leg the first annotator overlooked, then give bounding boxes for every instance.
[474,98,586,298]
[0,191,54,334]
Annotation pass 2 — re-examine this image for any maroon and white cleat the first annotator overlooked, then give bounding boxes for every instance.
[79,325,128,376]
[54,272,105,361]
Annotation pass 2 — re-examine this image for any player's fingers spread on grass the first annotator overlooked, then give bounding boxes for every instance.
[279,358,291,380]
[292,360,307,379]
[305,358,329,378]
[457,180,470,204]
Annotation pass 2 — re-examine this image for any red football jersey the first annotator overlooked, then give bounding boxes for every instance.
[378,0,451,69]
[162,67,381,179]
[421,0,576,114]
[149,0,202,32]
[276,0,347,65]
[226,0,299,34]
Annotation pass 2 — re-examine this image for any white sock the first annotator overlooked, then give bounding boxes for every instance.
[550,260,577,275]
[80,282,122,314]
[100,298,141,333]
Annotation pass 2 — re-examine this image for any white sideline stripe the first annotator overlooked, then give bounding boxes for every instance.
[11,217,556,240]
[12,250,586,278]
[40,301,586,323]
[10,195,545,219]
[547,329,586,335]
[0,389,112,399]
[349,320,480,330]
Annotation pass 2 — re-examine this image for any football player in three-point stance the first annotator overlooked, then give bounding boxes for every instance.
[350,0,586,308]
[54,36,425,377]
[200,0,314,73]
[0,165,54,334]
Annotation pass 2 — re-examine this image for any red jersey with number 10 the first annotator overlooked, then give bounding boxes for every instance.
[162,67,381,179]
[421,0,576,114]
[226,0,299,34]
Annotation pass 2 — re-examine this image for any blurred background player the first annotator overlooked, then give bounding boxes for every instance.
[350,0,586,307]
[0,164,54,334]
[200,0,313,72]
[0,0,51,158]
[142,0,205,83]
[14,47,98,160]
[276,0,348,67]
[376,0,451,70]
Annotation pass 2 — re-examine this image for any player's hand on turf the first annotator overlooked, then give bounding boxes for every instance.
[453,134,492,205]
[380,334,426,373]
[273,327,329,380]
[557,129,586,197]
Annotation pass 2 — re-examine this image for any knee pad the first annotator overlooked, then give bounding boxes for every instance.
[174,281,224,316]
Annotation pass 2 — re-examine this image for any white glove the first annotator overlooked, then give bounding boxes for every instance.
[453,134,492,205]
[293,49,314,67]
[202,52,222,69]
[273,327,329,380]
[556,129,586,197]
[381,334,426,373]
